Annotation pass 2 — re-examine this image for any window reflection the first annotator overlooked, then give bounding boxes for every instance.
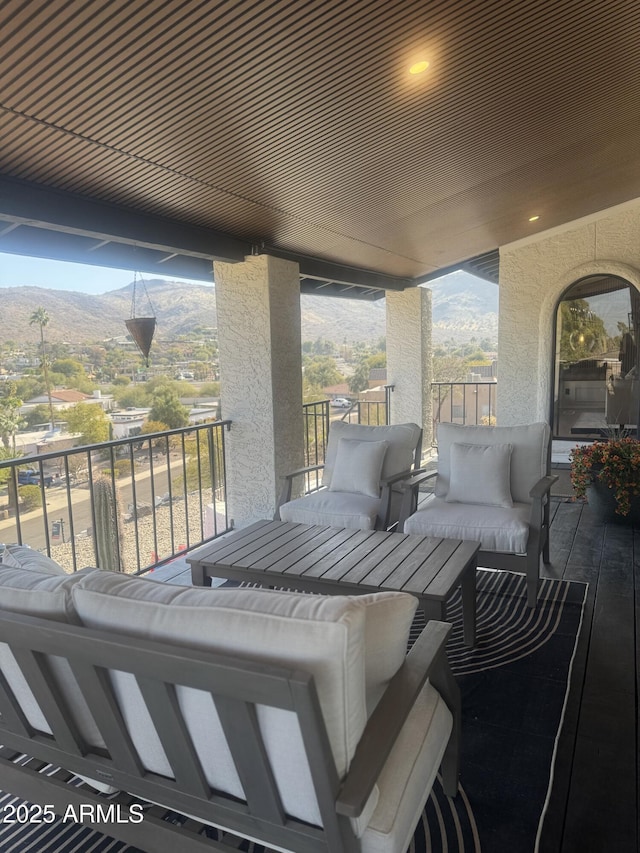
[553,275,640,439]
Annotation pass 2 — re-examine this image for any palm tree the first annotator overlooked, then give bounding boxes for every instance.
[29,306,55,429]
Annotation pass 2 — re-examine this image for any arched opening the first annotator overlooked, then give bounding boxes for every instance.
[552,274,640,439]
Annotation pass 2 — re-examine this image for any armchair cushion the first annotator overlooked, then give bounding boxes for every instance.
[446,442,513,508]
[322,422,421,488]
[329,438,388,498]
[279,489,382,530]
[435,421,550,504]
[404,496,530,553]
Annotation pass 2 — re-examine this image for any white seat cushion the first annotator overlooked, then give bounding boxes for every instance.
[404,496,530,553]
[279,489,381,530]
[361,681,453,853]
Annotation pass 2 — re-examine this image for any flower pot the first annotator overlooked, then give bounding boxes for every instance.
[586,481,640,525]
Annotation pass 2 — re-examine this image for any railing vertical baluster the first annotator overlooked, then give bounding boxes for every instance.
[86,452,98,567]
[165,433,176,553]
[11,468,22,547]
[127,442,141,572]
[195,428,204,546]
[63,455,77,572]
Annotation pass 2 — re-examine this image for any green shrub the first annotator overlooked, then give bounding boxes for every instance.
[18,485,42,511]
[113,459,132,478]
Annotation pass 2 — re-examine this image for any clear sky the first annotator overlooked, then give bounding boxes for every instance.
[0,252,200,295]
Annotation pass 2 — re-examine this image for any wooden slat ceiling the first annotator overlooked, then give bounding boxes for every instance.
[1,0,640,293]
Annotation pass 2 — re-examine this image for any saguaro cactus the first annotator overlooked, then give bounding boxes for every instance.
[93,475,126,572]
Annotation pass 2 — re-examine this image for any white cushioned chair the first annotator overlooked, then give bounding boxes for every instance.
[276,421,423,531]
[399,422,557,608]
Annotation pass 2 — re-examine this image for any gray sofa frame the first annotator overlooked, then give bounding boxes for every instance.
[0,609,460,853]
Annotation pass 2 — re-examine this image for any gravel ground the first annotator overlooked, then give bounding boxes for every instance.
[50,489,228,574]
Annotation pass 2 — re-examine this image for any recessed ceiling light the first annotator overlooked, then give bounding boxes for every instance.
[528,215,540,222]
[409,61,430,75]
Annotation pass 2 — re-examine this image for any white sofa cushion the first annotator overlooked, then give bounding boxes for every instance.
[0,564,111,789]
[0,563,96,623]
[361,681,453,853]
[279,489,381,530]
[1,544,67,575]
[72,573,417,827]
[404,496,530,553]
[435,421,550,505]
[322,421,421,488]
[329,438,388,498]
[246,585,418,715]
[446,442,513,508]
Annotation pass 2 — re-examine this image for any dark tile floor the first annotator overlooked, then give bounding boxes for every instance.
[538,494,638,853]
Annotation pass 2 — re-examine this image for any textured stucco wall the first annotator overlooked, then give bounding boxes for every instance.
[386,287,433,445]
[215,255,304,526]
[499,199,640,426]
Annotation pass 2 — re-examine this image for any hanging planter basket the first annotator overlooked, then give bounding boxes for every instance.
[126,272,156,365]
[125,317,156,364]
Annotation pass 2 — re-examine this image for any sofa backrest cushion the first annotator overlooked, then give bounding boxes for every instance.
[0,544,67,575]
[435,421,550,505]
[322,421,421,488]
[71,573,417,825]
[0,565,105,744]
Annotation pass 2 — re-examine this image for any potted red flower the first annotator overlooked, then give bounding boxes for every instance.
[570,436,640,520]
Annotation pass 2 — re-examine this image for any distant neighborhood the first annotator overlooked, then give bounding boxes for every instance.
[0,272,498,470]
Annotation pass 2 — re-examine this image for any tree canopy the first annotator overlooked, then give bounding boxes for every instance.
[149,387,190,429]
[65,402,110,445]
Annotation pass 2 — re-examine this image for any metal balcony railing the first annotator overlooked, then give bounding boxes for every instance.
[0,421,232,574]
[431,380,497,442]
[302,386,393,493]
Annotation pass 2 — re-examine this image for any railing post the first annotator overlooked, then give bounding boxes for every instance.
[384,385,393,425]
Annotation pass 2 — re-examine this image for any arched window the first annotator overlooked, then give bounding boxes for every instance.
[552,275,640,439]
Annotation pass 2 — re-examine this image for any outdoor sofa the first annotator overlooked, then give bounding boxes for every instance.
[0,545,460,853]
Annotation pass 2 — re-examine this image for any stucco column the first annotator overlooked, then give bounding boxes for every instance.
[215,254,304,527]
[386,286,433,447]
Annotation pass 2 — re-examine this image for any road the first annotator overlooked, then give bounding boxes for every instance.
[0,462,172,552]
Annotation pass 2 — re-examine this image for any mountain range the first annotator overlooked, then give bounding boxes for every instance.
[1,271,497,348]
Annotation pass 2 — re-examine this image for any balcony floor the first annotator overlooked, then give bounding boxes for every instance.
[154,489,639,852]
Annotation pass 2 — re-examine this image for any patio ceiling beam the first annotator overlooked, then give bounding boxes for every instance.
[0,175,420,293]
[0,174,249,281]
[265,246,413,294]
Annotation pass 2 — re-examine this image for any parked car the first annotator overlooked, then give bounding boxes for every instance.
[17,469,55,487]
[331,397,352,408]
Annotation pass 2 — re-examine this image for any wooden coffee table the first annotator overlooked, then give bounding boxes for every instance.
[188,520,480,645]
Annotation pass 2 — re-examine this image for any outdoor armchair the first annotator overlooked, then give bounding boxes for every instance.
[398,422,557,607]
[275,421,423,531]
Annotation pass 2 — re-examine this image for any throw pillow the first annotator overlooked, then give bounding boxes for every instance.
[0,544,66,575]
[446,441,513,507]
[328,438,388,497]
